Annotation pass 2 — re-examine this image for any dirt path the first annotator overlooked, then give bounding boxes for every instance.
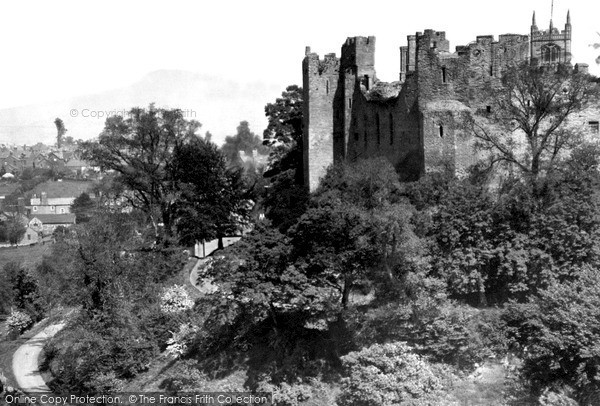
[12,323,65,393]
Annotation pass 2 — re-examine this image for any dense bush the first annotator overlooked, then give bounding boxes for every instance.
[45,321,157,394]
[6,310,33,334]
[347,292,508,370]
[503,267,600,401]
[160,285,194,314]
[337,342,450,406]
[1,262,45,321]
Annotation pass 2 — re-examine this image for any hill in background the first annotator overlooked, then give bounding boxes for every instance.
[0,70,282,146]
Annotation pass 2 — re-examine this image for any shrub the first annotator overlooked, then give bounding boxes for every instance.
[337,342,450,406]
[166,323,199,358]
[45,324,157,394]
[347,293,507,370]
[6,310,33,334]
[503,267,600,399]
[257,378,338,406]
[160,284,194,314]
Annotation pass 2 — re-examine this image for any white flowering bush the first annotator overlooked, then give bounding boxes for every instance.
[166,323,199,358]
[337,342,448,406]
[7,310,33,334]
[160,285,194,313]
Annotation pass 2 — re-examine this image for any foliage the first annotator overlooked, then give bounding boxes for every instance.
[204,224,336,325]
[263,85,303,181]
[292,159,422,307]
[221,121,267,167]
[262,169,309,232]
[45,321,157,394]
[54,117,67,148]
[6,310,33,334]
[257,378,338,406]
[469,63,599,185]
[289,201,379,308]
[503,267,600,400]
[79,105,201,239]
[160,285,194,314]
[337,342,449,406]
[0,216,26,245]
[347,288,508,370]
[260,86,305,233]
[71,192,95,223]
[165,323,199,358]
[1,262,45,320]
[172,136,253,246]
[418,152,600,303]
[39,210,185,316]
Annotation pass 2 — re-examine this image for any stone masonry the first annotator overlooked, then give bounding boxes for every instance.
[302,11,598,191]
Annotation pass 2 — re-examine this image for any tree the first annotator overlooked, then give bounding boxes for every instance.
[54,117,67,148]
[262,170,309,232]
[470,63,598,188]
[338,342,447,406]
[263,85,303,181]
[289,159,421,308]
[504,267,600,400]
[79,105,200,240]
[171,136,252,247]
[1,215,26,245]
[71,192,95,223]
[261,86,306,229]
[220,121,266,167]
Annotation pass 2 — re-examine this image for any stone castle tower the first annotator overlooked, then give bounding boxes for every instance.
[302,11,577,191]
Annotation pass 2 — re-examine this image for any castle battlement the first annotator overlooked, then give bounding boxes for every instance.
[302,11,586,192]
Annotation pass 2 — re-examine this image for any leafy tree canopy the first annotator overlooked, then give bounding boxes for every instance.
[221,121,266,167]
[470,63,599,188]
[79,105,250,246]
[262,85,303,181]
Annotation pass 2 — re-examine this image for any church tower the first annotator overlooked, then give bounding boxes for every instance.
[530,10,572,66]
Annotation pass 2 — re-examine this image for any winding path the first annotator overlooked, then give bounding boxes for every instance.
[12,322,65,394]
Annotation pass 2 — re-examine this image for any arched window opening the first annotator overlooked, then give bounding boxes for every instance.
[439,125,444,138]
[441,67,447,83]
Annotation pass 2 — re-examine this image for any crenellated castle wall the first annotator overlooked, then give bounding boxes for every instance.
[302,11,597,191]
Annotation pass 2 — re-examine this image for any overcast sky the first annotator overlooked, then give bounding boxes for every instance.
[0,0,598,123]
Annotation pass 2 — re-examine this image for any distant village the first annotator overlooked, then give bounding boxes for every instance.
[0,141,97,248]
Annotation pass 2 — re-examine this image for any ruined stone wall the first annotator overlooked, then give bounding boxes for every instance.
[414,30,531,176]
[339,37,377,162]
[302,16,596,191]
[303,50,340,191]
[346,76,421,179]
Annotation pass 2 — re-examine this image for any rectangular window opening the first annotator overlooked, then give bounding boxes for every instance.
[590,121,600,134]
[389,114,394,145]
[441,67,447,83]
[376,114,381,145]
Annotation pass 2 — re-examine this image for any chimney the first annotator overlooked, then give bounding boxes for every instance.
[41,192,48,205]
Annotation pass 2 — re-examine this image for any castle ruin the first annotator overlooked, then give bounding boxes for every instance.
[302,11,593,191]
